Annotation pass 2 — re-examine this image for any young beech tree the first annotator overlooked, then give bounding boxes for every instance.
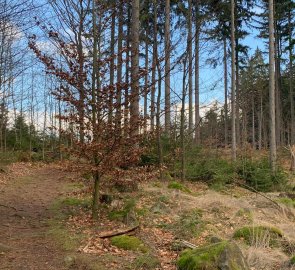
[29,3,143,219]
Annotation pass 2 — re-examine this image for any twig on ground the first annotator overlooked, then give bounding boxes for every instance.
[98,224,140,239]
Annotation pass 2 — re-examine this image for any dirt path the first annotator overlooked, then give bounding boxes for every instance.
[0,165,70,270]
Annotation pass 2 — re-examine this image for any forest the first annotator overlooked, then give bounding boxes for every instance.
[0,0,295,269]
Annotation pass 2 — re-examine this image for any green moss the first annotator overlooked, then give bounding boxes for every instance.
[291,255,295,265]
[108,199,136,222]
[110,235,148,252]
[168,181,191,193]
[61,197,91,208]
[177,241,228,270]
[233,226,283,247]
[278,198,295,208]
[132,253,160,269]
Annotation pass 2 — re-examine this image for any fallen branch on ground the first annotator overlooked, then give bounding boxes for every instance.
[238,183,280,208]
[98,224,140,239]
[180,240,198,249]
[0,204,17,211]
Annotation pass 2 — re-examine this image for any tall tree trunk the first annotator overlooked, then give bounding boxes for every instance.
[151,1,157,132]
[194,0,200,145]
[288,8,294,145]
[91,0,100,219]
[231,0,236,161]
[143,33,149,134]
[235,37,240,147]
[180,58,187,181]
[252,95,255,149]
[116,1,123,133]
[258,94,263,150]
[269,0,277,172]
[274,24,281,147]
[223,36,228,146]
[164,0,171,133]
[188,0,193,136]
[108,4,116,124]
[156,57,163,179]
[77,3,85,144]
[124,5,131,136]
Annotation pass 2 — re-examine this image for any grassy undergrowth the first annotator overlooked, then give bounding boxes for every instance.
[47,196,87,251]
[233,225,283,247]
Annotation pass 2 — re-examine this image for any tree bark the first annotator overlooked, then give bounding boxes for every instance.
[223,36,228,146]
[116,1,124,133]
[288,8,294,145]
[164,0,171,133]
[130,0,140,137]
[269,0,277,172]
[188,0,193,136]
[231,0,237,161]
[151,1,157,132]
[194,0,200,145]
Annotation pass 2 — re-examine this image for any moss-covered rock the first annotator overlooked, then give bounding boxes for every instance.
[110,235,148,252]
[177,241,250,270]
[233,226,283,247]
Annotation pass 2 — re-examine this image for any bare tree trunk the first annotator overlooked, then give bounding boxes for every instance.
[151,1,157,132]
[252,95,255,149]
[108,4,116,124]
[188,0,193,136]
[156,58,163,180]
[144,32,149,134]
[258,94,263,150]
[269,0,277,172]
[180,58,187,181]
[124,5,131,136]
[288,8,294,145]
[130,0,140,137]
[275,27,281,147]
[91,0,100,219]
[223,36,228,146]
[116,1,123,133]
[231,0,237,161]
[235,36,240,147]
[164,0,171,133]
[194,0,200,145]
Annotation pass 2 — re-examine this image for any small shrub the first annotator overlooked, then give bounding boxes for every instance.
[139,153,159,166]
[233,226,283,247]
[108,199,137,224]
[237,158,287,192]
[168,181,191,193]
[291,255,295,265]
[184,158,236,189]
[110,235,148,252]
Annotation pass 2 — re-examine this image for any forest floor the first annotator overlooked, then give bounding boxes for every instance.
[0,163,294,270]
[0,163,74,270]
